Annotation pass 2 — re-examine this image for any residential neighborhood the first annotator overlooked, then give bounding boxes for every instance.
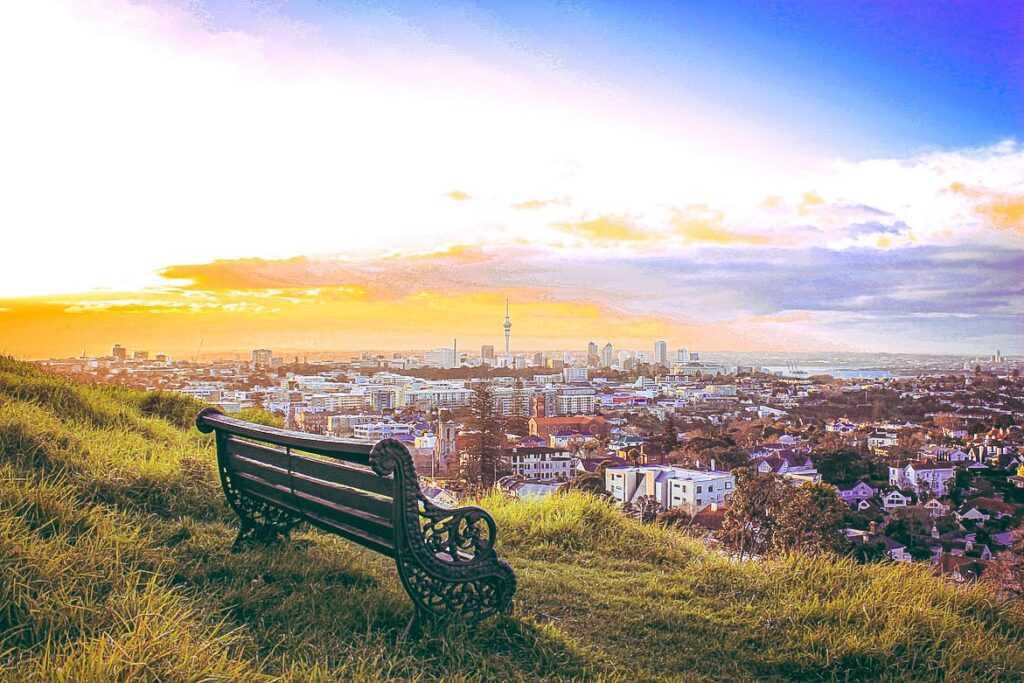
[37,343,1024,588]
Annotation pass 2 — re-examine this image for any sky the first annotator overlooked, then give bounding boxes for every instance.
[0,0,1022,358]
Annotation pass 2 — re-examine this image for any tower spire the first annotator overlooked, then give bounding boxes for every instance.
[503,298,512,356]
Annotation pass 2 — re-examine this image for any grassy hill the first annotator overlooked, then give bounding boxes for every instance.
[1,357,1023,682]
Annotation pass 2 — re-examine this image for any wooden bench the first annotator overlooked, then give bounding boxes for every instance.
[195,408,516,625]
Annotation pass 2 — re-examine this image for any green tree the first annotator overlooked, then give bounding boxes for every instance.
[661,416,678,454]
[719,468,787,559]
[773,482,846,555]
[813,449,870,485]
[465,381,504,489]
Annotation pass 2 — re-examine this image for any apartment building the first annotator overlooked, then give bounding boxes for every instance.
[605,465,735,513]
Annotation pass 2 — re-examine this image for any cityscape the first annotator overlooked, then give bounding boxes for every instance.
[3,1,1024,680]
[34,299,1024,586]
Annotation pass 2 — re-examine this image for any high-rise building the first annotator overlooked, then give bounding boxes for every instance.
[133,350,148,360]
[563,367,588,383]
[112,344,127,361]
[251,348,273,369]
[676,348,689,363]
[424,347,457,369]
[601,342,614,368]
[481,344,495,361]
[532,352,545,366]
[654,340,668,367]
[587,341,599,367]
[503,299,512,355]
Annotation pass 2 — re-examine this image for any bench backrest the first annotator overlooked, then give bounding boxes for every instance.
[197,409,400,556]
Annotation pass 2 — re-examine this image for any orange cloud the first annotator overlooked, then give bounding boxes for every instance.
[799,191,825,215]
[159,246,498,295]
[950,182,1024,234]
[512,197,569,210]
[446,190,471,201]
[555,216,655,243]
[671,206,772,246]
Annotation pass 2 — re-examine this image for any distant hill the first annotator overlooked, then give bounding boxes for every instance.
[1,357,1023,681]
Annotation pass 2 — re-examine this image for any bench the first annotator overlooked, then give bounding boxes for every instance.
[195,408,516,625]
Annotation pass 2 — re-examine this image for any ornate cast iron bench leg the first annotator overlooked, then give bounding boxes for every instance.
[215,434,302,552]
[370,440,518,626]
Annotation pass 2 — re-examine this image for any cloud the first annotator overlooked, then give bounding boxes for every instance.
[554,216,655,243]
[512,197,569,210]
[446,190,471,201]
[670,206,773,246]
[845,221,908,239]
[950,182,1024,234]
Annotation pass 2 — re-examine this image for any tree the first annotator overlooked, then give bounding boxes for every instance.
[983,533,1024,597]
[773,482,846,555]
[629,495,662,524]
[719,468,787,559]
[813,449,870,485]
[656,507,692,530]
[565,472,607,496]
[948,469,974,505]
[464,381,505,489]
[661,416,679,454]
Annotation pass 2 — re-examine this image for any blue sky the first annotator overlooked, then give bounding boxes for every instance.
[195,0,1023,155]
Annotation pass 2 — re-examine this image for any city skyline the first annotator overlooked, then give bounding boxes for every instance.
[1,2,1022,358]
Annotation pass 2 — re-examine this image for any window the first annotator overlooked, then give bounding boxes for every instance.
[697,486,702,494]
[725,482,732,489]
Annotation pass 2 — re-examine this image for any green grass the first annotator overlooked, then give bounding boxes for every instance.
[1,358,1022,681]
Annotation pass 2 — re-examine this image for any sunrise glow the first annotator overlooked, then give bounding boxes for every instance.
[1,1,1021,358]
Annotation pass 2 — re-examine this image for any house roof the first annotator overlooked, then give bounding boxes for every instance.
[935,553,987,580]
[691,507,727,530]
[967,497,1017,515]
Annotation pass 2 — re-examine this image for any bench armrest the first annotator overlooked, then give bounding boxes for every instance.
[418,495,499,564]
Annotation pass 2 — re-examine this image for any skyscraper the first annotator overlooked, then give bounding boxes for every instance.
[654,340,667,367]
[587,341,599,367]
[503,299,512,355]
[251,348,273,369]
[677,348,689,363]
[601,342,614,368]
[481,344,495,361]
[112,344,127,361]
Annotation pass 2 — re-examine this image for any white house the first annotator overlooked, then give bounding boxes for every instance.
[957,507,990,523]
[888,462,956,496]
[882,489,910,510]
[880,536,912,562]
[502,446,575,482]
[827,419,857,433]
[921,499,950,517]
[868,431,898,452]
[838,481,876,504]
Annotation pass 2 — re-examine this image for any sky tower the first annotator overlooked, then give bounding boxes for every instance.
[503,298,511,355]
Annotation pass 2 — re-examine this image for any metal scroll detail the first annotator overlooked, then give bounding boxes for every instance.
[370,439,517,623]
[214,432,302,549]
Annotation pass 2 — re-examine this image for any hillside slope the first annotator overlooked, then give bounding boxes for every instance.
[1,358,1023,682]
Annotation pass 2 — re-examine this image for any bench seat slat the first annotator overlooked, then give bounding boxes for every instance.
[227,452,395,527]
[227,446,394,513]
[232,472,395,556]
[202,412,374,464]
[227,437,394,497]
[290,453,394,497]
